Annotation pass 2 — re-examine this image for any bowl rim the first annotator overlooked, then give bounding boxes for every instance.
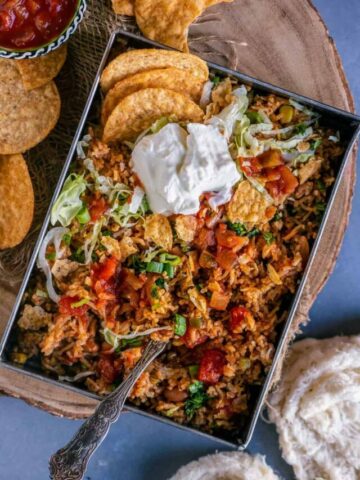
[0,0,87,59]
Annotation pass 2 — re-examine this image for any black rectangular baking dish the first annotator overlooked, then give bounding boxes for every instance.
[1,29,360,449]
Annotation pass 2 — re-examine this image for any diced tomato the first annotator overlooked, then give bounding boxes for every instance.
[209,291,231,310]
[198,349,225,384]
[239,157,262,177]
[97,356,119,384]
[92,256,118,282]
[263,167,282,182]
[229,306,249,333]
[215,224,248,252]
[0,10,15,31]
[266,165,298,199]
[278,165,299,194]
[26,0,41,14]
[257,149,283,168]
[49,0,64,14]
[183,326,207,349]
[194,228,216,250]
[58,296,89,319]
[216,248,238,271]
[89,197,108,222]
[34,11,52,33]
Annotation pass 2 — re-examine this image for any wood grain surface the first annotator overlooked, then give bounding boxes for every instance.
[0,0,356,418]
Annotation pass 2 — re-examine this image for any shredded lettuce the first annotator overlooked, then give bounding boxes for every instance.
[59,371,95,383]
[234,116,269,157]
[266,127,313,151]
[37,227,69,302]
[76,134,91,160]
[83,158,131,201]
[51,174,87,227]
[83,219,103,264]
[200,80,213,108]
[110,187,148,227]
[208,85,249,139]
[289,99,318,117]
[128,186,145,214]
[103,326,171,350]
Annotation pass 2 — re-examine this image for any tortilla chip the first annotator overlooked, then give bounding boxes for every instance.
[135,0,204,53]
[112,0,134,15]
[226,180,272,225]
[175,215,198,243]
[101,67,204,124]
[15,44,67,91]
[103,88,204,143]
[144,214,173,250]
[100,48,208,92]
[0,61,60,154]
[134,0,234,52]
[0,154,34,249]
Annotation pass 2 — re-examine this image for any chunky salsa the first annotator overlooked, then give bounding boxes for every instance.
[0,0,78,50]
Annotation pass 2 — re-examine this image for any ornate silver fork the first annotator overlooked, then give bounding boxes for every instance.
[49,340,167,480]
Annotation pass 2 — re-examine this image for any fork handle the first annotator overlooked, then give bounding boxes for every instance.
[49,340,166,480]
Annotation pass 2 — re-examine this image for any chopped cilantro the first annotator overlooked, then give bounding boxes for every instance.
[185,381,209,419]
[263,232,275,245]
[62,233,72,246]
[227,221,247,236]
[293,123,308,135]
[102,230,112,237]
[316,180,326,192]
[227,221,260,238]
[46,252,56,261]
[155,277,165,288]
[150,284,159,299]
[272,211,282,222]
[174,313,187,336]
[70,248,85,264]
[247,227,260,238]
[212,75,221,87]
[129,255,146,274]
[315,201,326,214]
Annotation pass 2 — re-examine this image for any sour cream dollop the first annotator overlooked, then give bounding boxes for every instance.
[131,123,240,215]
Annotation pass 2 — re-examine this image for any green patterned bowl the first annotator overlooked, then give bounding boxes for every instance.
[0,0,87,59]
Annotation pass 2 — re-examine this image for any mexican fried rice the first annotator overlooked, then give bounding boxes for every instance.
[11,70,343,437]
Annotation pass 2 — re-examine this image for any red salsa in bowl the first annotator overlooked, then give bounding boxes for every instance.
[0,0,79,51]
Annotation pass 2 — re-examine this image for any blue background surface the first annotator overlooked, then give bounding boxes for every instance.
[1,2,359,479]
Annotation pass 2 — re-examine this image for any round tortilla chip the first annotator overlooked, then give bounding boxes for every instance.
[15,44,67,91]
[0,154,34,250]
[135,0,234,52]
[101,67,204,124]
[100,48,208,92]
[0,61,60,155]
[112,0,134,15]
[103,87,204,143]
[135,0,204,53]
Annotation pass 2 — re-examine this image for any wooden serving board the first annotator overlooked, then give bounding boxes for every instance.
[0,0,356,418]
